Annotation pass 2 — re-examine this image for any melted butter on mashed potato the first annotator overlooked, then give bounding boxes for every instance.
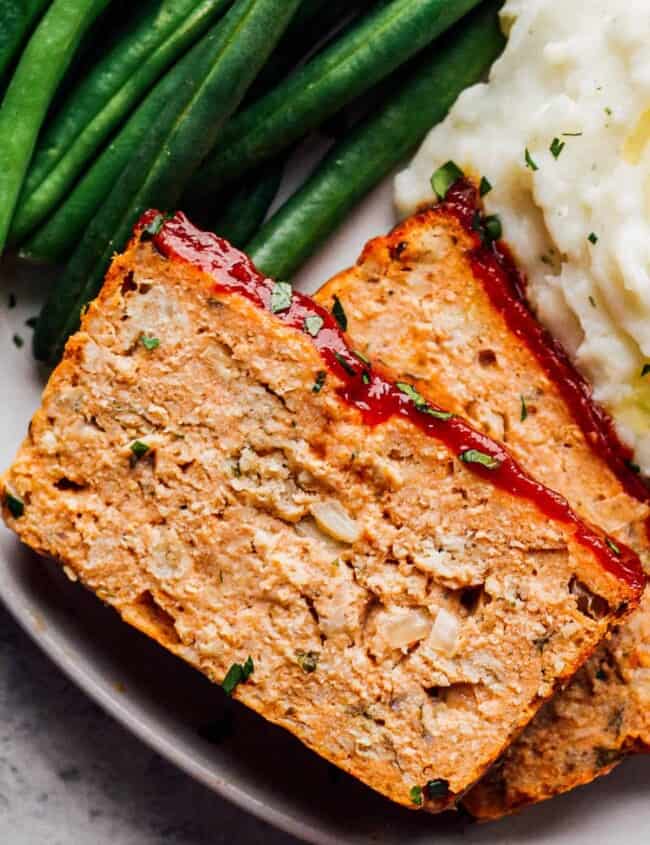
[395,0,650,475]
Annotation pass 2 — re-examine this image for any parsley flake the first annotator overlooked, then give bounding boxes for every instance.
[331,295,348,331]
[304,314,324,337]
[431,161,464,200]
[130,440,150,459]
[626,459,641,474]
[483,214,502,242]
[222,656,254,696]
[589,295,597,308]
[409,785,424,807]
[141,214,165,241]
[12,333,23,348]
[362,372,371,385]
[588,232,598,245]
[605,537,621,556]
[396,382,453,420]
[271,281,292,313]
[334,352,357,377]
[5,492,24,518]
[550,137,565,159]
[312,371,327,393]
[520,395,528,422]
[140,334,160,351]
[25,316,38,329]
[562,132,583,137]
[479,176,492,197]
[459,449,501,470]
[425,778,450,799]
[525,148,539,171]
[296,651,319,673]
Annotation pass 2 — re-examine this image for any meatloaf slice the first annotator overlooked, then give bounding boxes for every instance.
[1,212,643,812]
[313,179,650,817]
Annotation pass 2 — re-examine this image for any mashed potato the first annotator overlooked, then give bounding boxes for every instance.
[395,0,650,475]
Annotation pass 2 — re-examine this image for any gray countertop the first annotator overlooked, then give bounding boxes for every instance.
[0,602,299,845]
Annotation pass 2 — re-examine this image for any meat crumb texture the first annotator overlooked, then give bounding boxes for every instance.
[313,197,650,816]
[1,218,642,812]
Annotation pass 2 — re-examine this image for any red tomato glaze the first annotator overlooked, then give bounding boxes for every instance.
[136,209,645,592]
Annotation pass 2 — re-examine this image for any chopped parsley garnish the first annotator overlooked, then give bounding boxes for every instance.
[140,334,160,351]
[334,352,357,377]
[425,778,450,799]
[479,176,492,197]
[312,371,327,393]
[396,382,453,421]
[483,214,502,242]
[550,137,565,158]
[459,449,501,470]
[362,372,371,385]
[524,147,539,171]
[141,214,165,240]
[589,295,597,308]
[270,281,292,313]
[222,656,254,696]
[353,349,370,365]
[605,107,613,117]
[5,492,24,518]
[130,440,150,459]
[331,295,348,331]
[304,314,324,336]
[431,160,464,200]
[409,785,424,807]
[641,364,650,378]
[8,292,16,308]
[520,395,528,422]
[626,459,641,474]
[25,316,38,329]
[588,232,598,245]
[12,333,23,348]
[296,650,319,673]
[605,537,621,556]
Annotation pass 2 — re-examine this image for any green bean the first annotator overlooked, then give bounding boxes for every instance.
[33,0,302,364]
[0,0,50,86]
[10,0,234,244]
[0,0,110,256]
[185,0,483,205]
[247,0,505,280]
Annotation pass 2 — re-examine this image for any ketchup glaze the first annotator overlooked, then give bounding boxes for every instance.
[136,209,645,592]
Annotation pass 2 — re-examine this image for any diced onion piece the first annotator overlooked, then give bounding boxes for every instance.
[310,500,360,544]
[430,608,460,657]
[383,608,431,649]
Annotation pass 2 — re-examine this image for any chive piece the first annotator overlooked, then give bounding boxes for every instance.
[525,148,538,171]
[353,349,370,365]
[331,295,348,331]
[296,651,319,673]
[312,371,327,393]
[141,214,165,241]
[626,460,641,474]
[425,778,450,799]
[642,364,650,378]
[588,232,598,245]
[396,382,453,421]
[140,334,160,351]
[304,314,324,337]
[12,333,23,348]
[334,352,356,377]
[222,656,254,696]
[605,537,621,556]
[362,372,370,385]
[130,440,150,459]
[431,161,464,201]
[409,785,424,807]
[5,492,24,518]
[479,176,492,197]
[459,449,501,470]
[550,137,565,158]
[271,281,292,313]
[483,214,502,242]
[520,395,528,422]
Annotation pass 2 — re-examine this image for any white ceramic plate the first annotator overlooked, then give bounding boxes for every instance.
[2,156,650,845]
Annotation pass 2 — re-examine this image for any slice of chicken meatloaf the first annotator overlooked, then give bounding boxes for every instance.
[1,211,643,813]
[313,178,650,817]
